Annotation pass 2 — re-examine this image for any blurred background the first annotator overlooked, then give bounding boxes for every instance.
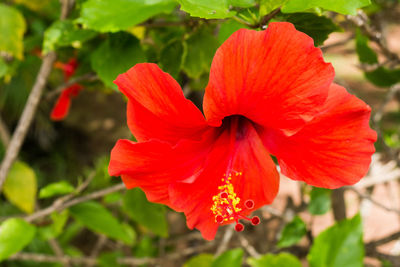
[0,0,400,266]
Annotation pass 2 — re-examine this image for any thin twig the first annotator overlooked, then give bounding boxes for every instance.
[215,225,234,256]
[48,239,71,267]
[238,235,261,258]
[45,73,98,100]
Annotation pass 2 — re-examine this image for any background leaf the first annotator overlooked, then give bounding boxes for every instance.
[91,32,146,90]
[308,187,332,215]
[183,27,219,78]
[212,248,243,267]
[0,4,26,59]
[69,201,133,244]
[248,253,302,267]
[184,254,214,267]
[123,188,168,237]
[0,218,36,261]
[282,13,341,46]
[277,216,307,248]
[3,161,37,214]
[308,214,364,267]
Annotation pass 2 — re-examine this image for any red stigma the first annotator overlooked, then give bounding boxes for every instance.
[244,199,254,209]
[235,223,244,232]
[215,215,224,224]
[220,192,228,199]
[251,216,260,225]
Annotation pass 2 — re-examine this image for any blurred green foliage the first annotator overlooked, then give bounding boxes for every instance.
[0,0,395,265]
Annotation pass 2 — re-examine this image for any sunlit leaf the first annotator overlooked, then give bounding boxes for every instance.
[77,0,176,33]
[3,161,37,214]
[0,218,36,261]
[39,181,75,199]
[184,254,213,267]
[282,0,371,15]
[0,4,26,59]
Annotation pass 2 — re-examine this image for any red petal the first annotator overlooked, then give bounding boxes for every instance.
[169,118,279,240]
[114,63,207,143]
[109,129,219,206]
[50,91,72,121]
[203,22,334,135]
[50,84,83,121]
[263,84,377,188]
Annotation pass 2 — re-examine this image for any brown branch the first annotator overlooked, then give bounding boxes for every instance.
[0,0,73,191]
[0,114,10,147]
[331,188,347,221]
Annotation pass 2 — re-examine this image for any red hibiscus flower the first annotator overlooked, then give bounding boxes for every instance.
[51,58,83,121]
[109,22,377,240]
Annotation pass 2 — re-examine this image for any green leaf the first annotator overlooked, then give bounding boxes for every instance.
[184,254,214,267]
[39,181,75,199]
[43,20,97,53]
[98,251,124,267]
[282,0,371,15]
[229,0,256,8]
[355,29,378,64]
[212,248,243,267]
[38,210,69,240]
[364,67,400,87]
[282,13,341,46]
[218,19,245,44]
[308,187,332,215]
[123,188,168,237]
[0,218,36,261]
[0,4,26,59]
[260,0,288,17]
[159,39,186,78]
[248,253,302,267]
[3,161,37,214]
[69,201,133,244]
[0,57,8,79]
[308,214,364,267]
[77,0,176,33]
[177,0,234,19]
[183,27,219,78]
[91,33,146,90]
[277,216,307,248]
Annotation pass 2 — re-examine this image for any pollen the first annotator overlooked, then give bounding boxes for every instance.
[211,171,260,232]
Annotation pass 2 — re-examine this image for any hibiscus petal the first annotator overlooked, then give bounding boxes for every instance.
[169,119,279,240]
[109,129,219,206]
[50,90,72,121]
[263,84,377,188]
[114,63,207,143]
[203,22,334,136]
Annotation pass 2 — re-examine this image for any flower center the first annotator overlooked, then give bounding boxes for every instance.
[210,171,260,232]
